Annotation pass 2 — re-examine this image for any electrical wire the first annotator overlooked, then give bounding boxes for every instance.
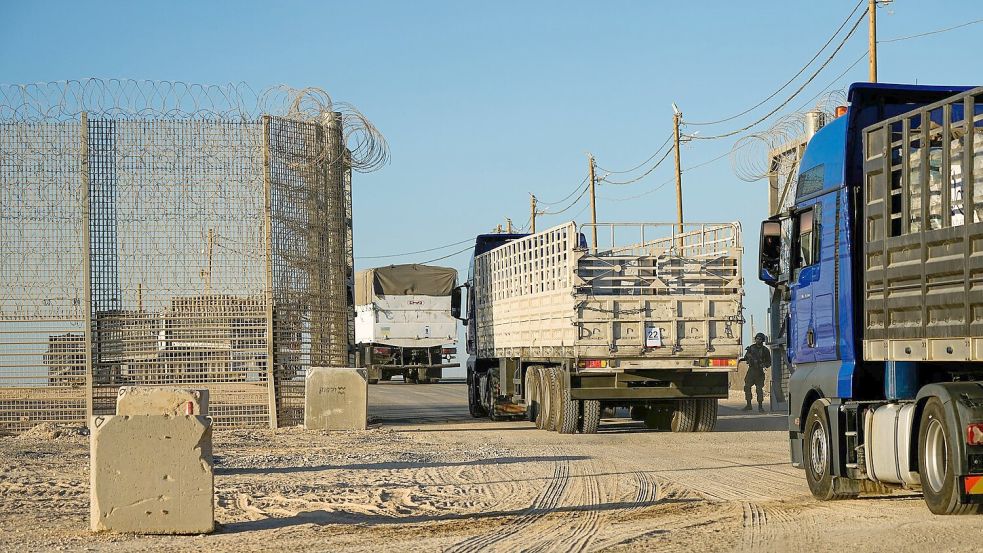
[356,237,473,259]
[879,18,983,43]
[594,134,673,174]
[540,179,592,215]
[419,244,475,264]
[686,0,865,127]
[599,146,675,185]
[686,7,868,141]
[535,175,589,207]
[599,147,737,202]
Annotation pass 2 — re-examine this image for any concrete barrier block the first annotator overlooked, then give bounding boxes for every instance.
[305,367,368,431]
[116,386,209,416]
[90,415,214,534]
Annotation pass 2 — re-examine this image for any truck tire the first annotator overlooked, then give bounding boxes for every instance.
[556,370,579,434]
[368,378,379,385]
[579,400,601,434]
[803,399,856,501]
[467,369,487,418]
[542,367,561,431]
[670,400,699,433]
[918,397,982,515]
[694,399,718,432]
[525,368,540,423]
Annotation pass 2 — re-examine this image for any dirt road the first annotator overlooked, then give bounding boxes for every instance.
[0,382,978,552]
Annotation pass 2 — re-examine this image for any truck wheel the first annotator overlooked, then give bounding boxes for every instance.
[381,374,392,381]
[694,399,718,432]
[467,370,487,418]
[525,368,540,423]
[579,400,601,434]
[556,370,579,434]
[367,379,379,385]
[534,368,547,429]
[670,400,699,432]
[542,367,561,431]
[803,399,856,501]
[918,397,981,515]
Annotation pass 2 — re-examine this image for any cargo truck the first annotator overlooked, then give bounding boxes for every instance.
[355,264,459,384]
[453,221,744,433]
[758,83,983,514]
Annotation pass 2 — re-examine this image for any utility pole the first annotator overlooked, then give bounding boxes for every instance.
[530,194,538,234]
[672,105,684,236]
[506,217,513,233]
[868,0,877,83]
[588,153,598,252]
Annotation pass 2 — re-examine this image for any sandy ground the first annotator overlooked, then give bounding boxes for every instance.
[1,382,981,552]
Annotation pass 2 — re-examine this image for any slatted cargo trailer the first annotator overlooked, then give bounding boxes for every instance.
[460,221,744,433]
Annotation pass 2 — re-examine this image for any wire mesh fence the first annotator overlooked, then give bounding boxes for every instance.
[0,79,385,434]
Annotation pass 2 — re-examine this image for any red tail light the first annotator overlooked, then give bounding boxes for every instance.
[373,347,393,356]
[710,358,737,367]
[441,348,456,356]
[577,359,608,369]
[967,423,983,445]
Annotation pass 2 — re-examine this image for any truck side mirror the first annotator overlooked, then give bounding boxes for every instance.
[759,220,782,286]
[451,284,467,321]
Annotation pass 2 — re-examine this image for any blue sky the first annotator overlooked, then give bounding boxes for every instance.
[2,0,980,349]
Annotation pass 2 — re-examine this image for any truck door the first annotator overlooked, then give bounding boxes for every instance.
[790,205,820,364]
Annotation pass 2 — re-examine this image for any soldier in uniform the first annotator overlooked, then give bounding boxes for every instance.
[742,333,771,412]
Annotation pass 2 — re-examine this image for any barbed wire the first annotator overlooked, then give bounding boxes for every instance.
[0,78,389,172]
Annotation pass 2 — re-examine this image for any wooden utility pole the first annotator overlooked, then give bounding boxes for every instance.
[588,153,598,252]
[530,194,538,234]
[672,107,684,235]
[868,0,877,82]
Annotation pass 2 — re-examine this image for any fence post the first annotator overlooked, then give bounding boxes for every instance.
[262,115,279,430]
[80,111,94,425]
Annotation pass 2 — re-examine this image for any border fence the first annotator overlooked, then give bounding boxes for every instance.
[0,79,386,433]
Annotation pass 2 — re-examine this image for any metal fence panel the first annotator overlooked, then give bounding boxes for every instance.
[0,80,383,434]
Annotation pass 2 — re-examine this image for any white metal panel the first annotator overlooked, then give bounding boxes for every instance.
[355,295,456,348]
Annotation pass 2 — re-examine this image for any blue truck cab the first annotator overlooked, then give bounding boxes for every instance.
[759,83,983,514]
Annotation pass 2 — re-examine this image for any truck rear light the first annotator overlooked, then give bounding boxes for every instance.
[967,423,983,445]
[578,359,608,369]
[710,358,737,367]
[441,348,456,356]
[373,347,393,356]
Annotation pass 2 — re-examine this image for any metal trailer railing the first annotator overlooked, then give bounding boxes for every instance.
[863,86,983,361]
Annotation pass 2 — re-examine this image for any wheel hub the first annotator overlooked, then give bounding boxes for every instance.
[810,421,828,478]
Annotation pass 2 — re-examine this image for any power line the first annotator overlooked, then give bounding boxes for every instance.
[356,237,473,260]
[536,175,589,206]
[686,6,868,141]
[599,147,737,202]
[419,244,474,264]
[879,18,983,43]
[595,134,673,174]
[686,0,865,127]
[541,179,592,216]
[599,145,675,185]
[795,50,868,112]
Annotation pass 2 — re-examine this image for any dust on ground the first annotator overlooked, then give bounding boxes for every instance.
[0,385,979,552]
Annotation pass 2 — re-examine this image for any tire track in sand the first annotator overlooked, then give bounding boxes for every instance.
[445,460,571,553]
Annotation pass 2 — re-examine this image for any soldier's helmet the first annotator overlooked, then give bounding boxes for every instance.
[754,333,767,342]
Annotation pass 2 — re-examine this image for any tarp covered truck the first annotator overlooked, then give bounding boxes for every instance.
[355,264,459,384]
[758,83,983,514]
[455,221,744,433]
